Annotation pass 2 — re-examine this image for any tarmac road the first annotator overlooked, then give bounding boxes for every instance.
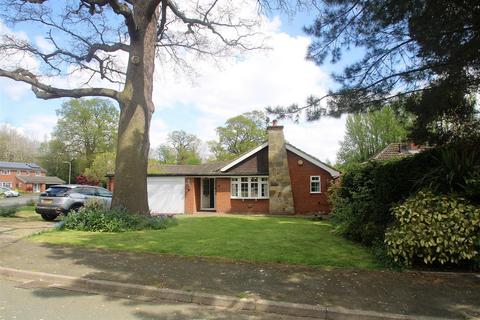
[0,278,315,320]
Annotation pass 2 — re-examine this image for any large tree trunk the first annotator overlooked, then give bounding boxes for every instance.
[111,6,158,215]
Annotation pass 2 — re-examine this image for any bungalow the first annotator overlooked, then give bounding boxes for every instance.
[108,124,340,215]
[0,161,65,193]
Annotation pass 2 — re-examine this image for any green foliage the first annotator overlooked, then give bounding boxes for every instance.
[154,130,201,165]
[337,105,411,168]
[0,206,19,217]
[267,0,480,144]
[38,98,119,182]
[385,191,480,267]
[331,141,480,247]
[61,200,177,232]
[209,111,267,161]
[84,152,116,184]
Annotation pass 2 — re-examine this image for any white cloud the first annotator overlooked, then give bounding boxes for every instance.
[150,16,343,161]
[0,114,57,141]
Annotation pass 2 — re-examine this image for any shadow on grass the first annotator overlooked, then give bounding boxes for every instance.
[14,237,479,320]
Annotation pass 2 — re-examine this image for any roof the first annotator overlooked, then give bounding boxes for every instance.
[148,162,228,176]
[16,175,65,184]
[0,161,46,172]
[372,143,431,161]
[146,142,341,178]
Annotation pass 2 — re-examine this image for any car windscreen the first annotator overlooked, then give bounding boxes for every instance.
[44,187,71,197]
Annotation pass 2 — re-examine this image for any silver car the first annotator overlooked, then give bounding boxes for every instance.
[35,184,112,221]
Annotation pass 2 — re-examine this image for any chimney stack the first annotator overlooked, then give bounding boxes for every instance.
[267,122,294,214]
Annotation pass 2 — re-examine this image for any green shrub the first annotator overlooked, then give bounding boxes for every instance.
[331,141,480,247]
[61,200,177,232]
[0,206,19,217]
[385,190,480,267]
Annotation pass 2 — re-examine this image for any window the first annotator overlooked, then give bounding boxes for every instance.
[16,170,21,175]
[231,176,269,199]
[310,176,321,193]
[0,169,11,175]
[0,182,12,188]
[96,188,112,198]
[35,171,41,176]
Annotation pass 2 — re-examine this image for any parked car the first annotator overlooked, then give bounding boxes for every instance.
[0,187,19,198]
[35,184,112,221]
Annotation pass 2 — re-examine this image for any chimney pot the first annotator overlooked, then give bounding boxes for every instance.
[272,119,278,126]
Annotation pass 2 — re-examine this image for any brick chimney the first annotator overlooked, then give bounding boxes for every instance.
[267,121,294,214]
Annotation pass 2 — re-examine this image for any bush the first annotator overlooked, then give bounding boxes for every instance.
[0,206,19,217]
[385,190,480,267]
[61,200,177,232]
[330,141,480,247]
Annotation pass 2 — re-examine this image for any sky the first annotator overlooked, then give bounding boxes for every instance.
[0,2,353,163]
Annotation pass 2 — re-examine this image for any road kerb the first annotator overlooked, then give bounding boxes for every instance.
[0,266,457,320]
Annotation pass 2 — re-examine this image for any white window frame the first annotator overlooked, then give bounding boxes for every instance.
[231,176,269,199]
[35,171,41,176]
[310,176,321,194]
[0,182,13,188]
[0,169,11,175]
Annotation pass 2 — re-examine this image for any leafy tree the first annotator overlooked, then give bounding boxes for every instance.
[167,130,202,165]
[209,111,268,161]
[38,139,81,182]
[337,106,411,168]
[84,152,116,185]
[0,0,265,214]
[53,99,118,166]
[267,0,480,143]
[0,124,38,162]
[154,144,177,164]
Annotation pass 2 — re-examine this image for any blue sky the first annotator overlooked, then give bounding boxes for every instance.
[0,3,360,163]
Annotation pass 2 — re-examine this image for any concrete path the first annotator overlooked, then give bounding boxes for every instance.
[0,277,313,320]
[0,217,53,248]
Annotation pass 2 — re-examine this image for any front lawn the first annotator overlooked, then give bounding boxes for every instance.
[0,206,41,222]
[32,215,381,269]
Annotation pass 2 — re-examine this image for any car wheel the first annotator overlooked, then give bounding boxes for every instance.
[41,213,57,221]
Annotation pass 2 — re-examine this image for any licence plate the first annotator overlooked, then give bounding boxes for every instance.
[41,199,53,205]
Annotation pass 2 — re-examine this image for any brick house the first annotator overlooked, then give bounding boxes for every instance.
[0,162,65,193]
[108,125,340,215]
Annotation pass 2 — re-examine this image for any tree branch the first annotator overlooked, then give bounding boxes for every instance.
[0,68,120,100]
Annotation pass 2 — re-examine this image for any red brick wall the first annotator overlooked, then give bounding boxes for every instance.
[287,151,333,214]
[185,177,201,214]
[215,178,269,213]
[0,169,48,192]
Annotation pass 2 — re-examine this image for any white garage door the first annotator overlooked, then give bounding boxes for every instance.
[147,177,185,214]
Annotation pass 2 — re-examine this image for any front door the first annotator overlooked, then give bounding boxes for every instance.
[201,178,215,210]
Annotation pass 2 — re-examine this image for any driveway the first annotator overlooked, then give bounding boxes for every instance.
[0,194,39,207]
[0,216,53,248]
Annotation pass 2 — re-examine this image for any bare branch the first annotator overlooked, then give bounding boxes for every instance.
[0,68,120,100]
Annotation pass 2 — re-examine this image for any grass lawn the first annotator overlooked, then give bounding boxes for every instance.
[31,215,381,269]
[0,206,41,222]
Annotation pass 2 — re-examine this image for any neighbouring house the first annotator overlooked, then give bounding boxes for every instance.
[107,124,340,215]
[371,142,431,161]
[0,162,65,193]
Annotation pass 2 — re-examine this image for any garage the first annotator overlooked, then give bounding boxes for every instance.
[147,177,185,214]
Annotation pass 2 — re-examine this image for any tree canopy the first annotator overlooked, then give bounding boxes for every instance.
[336,105,411,169]
[53,98,118,166]
[267,0,479,143]
[209,111,267,161]
[154,130,202,165]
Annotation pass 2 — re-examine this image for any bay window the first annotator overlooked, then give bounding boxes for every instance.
[231,176,269,199]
